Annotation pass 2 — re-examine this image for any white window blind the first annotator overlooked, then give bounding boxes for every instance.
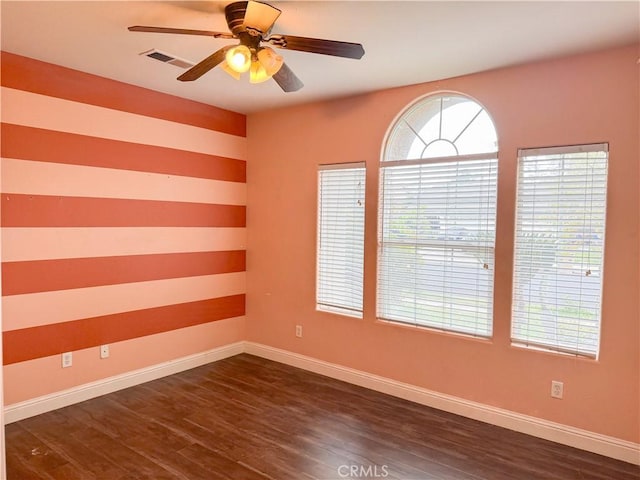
[511,143,608,357]
[378,155,498,336]
[317,163,366,317]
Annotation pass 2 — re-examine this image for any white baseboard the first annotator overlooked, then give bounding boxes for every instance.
[5,340,638,465]
[244,342,640,465]
[4,341,244,424]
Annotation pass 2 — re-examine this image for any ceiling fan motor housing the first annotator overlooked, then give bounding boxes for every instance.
[226,1,264,53]
[225,1,249,36]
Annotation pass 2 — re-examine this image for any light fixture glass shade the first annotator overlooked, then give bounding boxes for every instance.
[257,47,284,76]
[249,61,270,84]
[221,61,241,80]
[225,45,251,73]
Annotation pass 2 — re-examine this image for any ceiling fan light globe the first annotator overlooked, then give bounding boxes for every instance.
[225,45,252,73]
[222,61,242,80]
[249,61,271,84]
[257,47,284,76]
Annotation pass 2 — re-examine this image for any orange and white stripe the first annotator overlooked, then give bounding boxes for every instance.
[2,158,246,205]
[2,227,246,262]
[2,87,245,158]
[3,272,247,332]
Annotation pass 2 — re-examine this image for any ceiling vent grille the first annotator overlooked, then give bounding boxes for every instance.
[140,49,194,69]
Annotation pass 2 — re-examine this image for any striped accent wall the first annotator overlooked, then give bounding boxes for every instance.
[0,52,247,404]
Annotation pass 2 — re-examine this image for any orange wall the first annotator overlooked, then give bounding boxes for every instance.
[0,52,247,404]
[246,45,639,443]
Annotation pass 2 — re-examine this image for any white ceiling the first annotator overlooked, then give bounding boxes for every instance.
[2,1,638,114]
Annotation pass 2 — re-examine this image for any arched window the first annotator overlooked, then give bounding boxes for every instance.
[385,94,497,160]
[378,93,498,337]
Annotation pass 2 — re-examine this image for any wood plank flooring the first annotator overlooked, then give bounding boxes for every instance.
[5,354,640,479]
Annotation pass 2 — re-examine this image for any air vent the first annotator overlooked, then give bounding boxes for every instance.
[140,49,194,69]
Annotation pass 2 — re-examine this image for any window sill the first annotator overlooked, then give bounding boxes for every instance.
[375,317,493,343]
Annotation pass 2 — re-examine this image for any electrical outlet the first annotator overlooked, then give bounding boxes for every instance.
[62,352,73,368]
[295,325,303,338]
[551,380,564,399]
[100,345,110,359]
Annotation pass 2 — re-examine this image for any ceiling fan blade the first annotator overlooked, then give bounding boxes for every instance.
[267,35,365,59]
[272,63,303,92]
[128,26,234,39]
[177,47,230,82]
[244,0,281,34]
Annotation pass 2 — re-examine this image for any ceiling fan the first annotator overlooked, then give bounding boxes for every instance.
[129,0,365,92]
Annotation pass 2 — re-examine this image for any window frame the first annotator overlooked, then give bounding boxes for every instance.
[377,93,499,338]
[511,143,609,358]
[316,162,367,318]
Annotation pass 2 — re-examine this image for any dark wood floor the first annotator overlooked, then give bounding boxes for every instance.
[5,354,639,480]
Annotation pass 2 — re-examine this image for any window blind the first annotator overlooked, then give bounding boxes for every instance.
[511,143,608,357]
[317,163,366,317]
[378,155,498,336]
